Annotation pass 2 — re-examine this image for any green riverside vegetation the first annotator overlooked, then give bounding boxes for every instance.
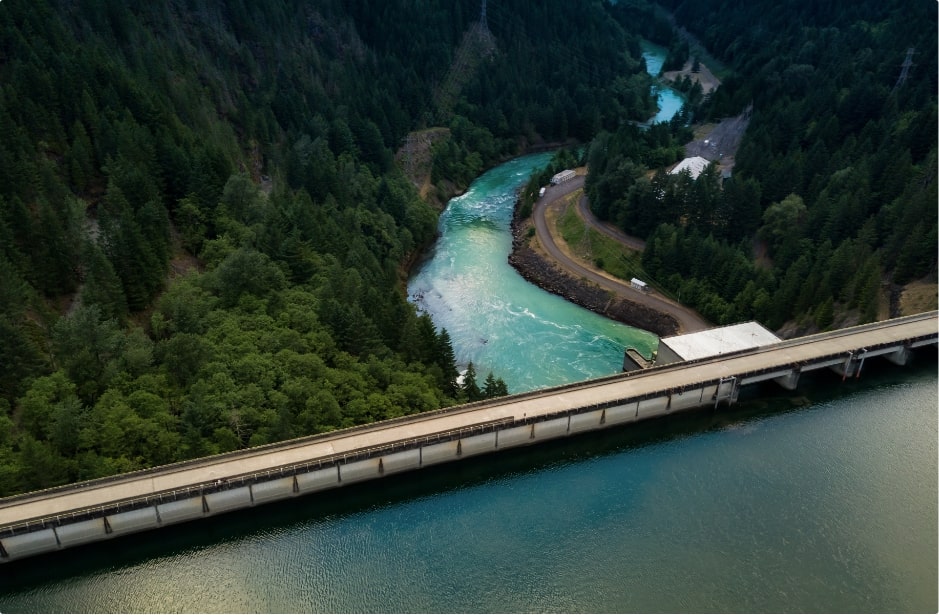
[0,0,653,495]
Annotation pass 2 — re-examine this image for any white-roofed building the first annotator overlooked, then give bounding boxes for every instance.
[668,156,711,180]
[654,322,781,365]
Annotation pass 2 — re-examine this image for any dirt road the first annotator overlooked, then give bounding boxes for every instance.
[529,177,709,334]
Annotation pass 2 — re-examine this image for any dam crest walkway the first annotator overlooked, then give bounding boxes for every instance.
[0,312,935,561]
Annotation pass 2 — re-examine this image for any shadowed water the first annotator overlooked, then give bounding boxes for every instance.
[1,362,935,613]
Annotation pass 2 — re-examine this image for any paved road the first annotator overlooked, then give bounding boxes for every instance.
[533,177,710,333]
[574,193,646,252]
[1,312,934,528]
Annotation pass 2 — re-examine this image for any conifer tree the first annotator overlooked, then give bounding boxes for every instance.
[462,362,481,402]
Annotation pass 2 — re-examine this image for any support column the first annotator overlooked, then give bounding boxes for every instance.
[773,369,800,391]
[885,346,912,366]
[833,351,858,380]
[714,376,738,408]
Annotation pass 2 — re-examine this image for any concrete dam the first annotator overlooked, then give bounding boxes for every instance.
[0,312,935,563]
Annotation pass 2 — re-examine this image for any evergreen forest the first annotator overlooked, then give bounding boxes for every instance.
[587,0,937,331]
[0,0,655,495]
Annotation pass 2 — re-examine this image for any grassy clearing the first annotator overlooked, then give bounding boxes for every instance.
[555,203,657,289]
[899,281,938,316]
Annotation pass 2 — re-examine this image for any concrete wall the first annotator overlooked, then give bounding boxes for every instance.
[637,396,669,418]
[534,417,569,441]
[108,507,160,536]
[716,379,737,403]
[497,425,533,448]
[1,528,58,559]
[340,458,383,484]
[380,449,422,475]
[605,402,639,425]
[654,343,683,365]
[421,440,460,466]
[569,409,605,434]
[296,467,340,494]
[157,496,205,526]
[55,519,107,548]
[205,487,252,514]
[459,432,496,457]
[251,477,296,505]
[669,387,708,411]
[773,370,800,390]
[884,347,911,366]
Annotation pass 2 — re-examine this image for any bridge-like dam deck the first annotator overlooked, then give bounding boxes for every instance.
[1,312,936,532]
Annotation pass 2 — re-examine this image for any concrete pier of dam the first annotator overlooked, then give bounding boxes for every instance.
[0,312,935,563]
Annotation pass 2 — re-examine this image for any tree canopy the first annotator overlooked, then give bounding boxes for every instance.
[587,0,937,330]
[0,0,655,495]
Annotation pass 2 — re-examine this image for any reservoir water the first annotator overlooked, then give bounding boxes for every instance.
[1,362,935,612]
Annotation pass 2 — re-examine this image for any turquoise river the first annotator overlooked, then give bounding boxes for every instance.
[407,152,657,393]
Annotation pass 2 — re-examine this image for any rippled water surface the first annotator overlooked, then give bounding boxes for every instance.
[1,364,935,613]
[407,153,657,393]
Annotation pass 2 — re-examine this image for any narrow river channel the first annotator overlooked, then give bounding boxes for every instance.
[407,153,656,393]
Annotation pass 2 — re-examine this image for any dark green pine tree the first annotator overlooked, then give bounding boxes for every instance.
[461,362,482,402]
[79,242,128,321]
[483,371,509,398]
[98,185,163,311]
[34,198,82,297]
[435,328,460,396]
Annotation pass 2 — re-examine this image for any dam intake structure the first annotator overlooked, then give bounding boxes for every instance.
[0,312,935,563]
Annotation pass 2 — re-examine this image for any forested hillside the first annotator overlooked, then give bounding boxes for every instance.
[587,0,937,331]
[0,0,652,495]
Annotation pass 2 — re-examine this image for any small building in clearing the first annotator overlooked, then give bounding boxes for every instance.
[668,156,710,180]
[550,169,576,185]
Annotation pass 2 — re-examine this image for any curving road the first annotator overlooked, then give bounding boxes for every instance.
[532,176,710,333]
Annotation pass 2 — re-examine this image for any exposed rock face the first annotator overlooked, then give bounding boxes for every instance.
[508,238,680,338]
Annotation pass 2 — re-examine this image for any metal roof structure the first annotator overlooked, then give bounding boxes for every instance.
[550,169,576,184]
[668,156,711,180]
[659,322,781,362]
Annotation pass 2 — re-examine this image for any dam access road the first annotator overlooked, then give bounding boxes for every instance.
[531,174,709,333]
[0,311,934,563]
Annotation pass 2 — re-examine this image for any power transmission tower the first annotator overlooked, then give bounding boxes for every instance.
[433,0,496,121]
[893,47,915,91]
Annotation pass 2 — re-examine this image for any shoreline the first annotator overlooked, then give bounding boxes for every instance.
[507,186,682,338]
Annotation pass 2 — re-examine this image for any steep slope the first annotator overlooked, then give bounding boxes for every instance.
[0,0,654,496]
[588,0,937,331]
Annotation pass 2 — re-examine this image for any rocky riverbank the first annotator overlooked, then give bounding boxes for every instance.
[508,217,680,337]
